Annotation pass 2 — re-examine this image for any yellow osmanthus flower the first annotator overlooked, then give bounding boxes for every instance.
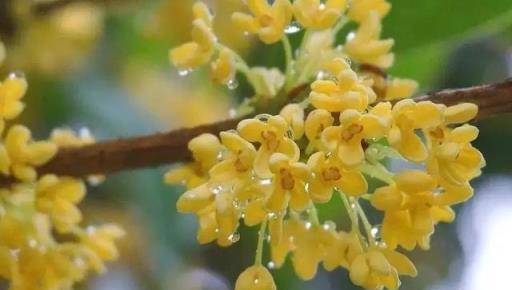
[349,247,417,290]
[170,2,216,70]
[307,152,367,202]
[321,109,388,167]
[389,99,444,162]
[293,0,348,29]
[3,125,57,181]
[50,127,96,147]
[35,175,86,233]
[165,133,223,189]
[427,124,485,186]
[81,224,125,261]
[238,115,299,177]
[304,108,334,150]
[309,58,376,112]
[248,67,286,98]
[266,153,310,212]
[235,265,276,290]
[344,11,394,69]
[348,0,391,23]
[232,0,293,44]
[0,73,27,128]
[279,104,305,140]
[210,48,237,85]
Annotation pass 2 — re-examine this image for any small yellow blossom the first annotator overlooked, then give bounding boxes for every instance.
[266,153,310,212]
[348,0,391,23]
[0,73,28,124]
[304,109,334,150]
[235,265,276,290]
[50,127,96,147]
[344,11,394,69]
[4,125,57,181]
[293,0,348,29]
[35,175,86,233]
[170,2,216,70]
[322,109,388,167]
[307,152,367,202]
[210,48,237,85]
[310,58,376,112]
[323,230,364,270]
[389,100,444,162]
[232,0,293,44]
[165,133,223,189]
[81,224,125,261]
[238,115,299,177]
[427,124,485,185]
[384,78,418,101]
[248,67,286,98]
[279,104,305,140]
[349,247,416,290]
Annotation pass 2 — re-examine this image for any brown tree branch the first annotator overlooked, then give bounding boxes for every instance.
[1,79,512,184]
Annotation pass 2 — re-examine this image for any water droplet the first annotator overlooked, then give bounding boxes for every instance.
[254,278,260,284]
[267,212,277,219]
[8,71,25,80]
[305,221,312,230]
[260,178,272,186]
[9,248,20,257]
[28,239,38,248]
[285,21,301,34]
[255,114,272,122]
[74,257,85,268]
[267,261,275,269]
[228,232,240,243]
[215,228,220,233]
[86,226,97,235]
[316,70,328,80]
[371,224,381,239]
[243,31,250,37]
[266,234,272,243]
[322,221,336,231]
[212,186,223,195]
[228,108,238,118]
[227,79,239,90]
[216,151,224,161]
[319,3,326,10]
[346,31,356,41]
[178,69,193,77]
[240,212,246,219]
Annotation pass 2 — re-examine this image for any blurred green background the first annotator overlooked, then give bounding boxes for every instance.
[1,0,512,289]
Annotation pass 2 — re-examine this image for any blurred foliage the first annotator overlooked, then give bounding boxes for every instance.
[0,0,511,289]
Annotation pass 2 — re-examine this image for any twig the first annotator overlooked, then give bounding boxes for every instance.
[1,79,512,184]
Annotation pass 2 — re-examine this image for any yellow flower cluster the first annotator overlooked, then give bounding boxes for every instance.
[167,1,485,290]
[0,44,123,290]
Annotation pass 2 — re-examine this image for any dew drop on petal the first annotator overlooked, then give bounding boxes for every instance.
[228,232,241,243]
[267,261,275,269]
[305,221,312,230]
[178,69,193,77]
[227,79,239,90]
[285,21,302,34]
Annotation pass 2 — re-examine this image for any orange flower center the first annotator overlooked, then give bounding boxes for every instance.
[262,130,280,151]
[322,166,341,181]
[280,168,295,190]
[342,124,363,141]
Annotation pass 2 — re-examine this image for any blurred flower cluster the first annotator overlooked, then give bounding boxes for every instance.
[167,1,486,290]
[0,43,123,290]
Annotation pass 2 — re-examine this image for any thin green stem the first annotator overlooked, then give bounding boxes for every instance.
[282,36,294,90]
[360,161,395,185]
[308,202,321,226]
[332,17,349,36]
[339,192,358,231]
[255,219,268,266]
[356,201,375,245]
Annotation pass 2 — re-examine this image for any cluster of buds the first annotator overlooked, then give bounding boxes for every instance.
[0,42,123,290]
[167,1,485,290]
